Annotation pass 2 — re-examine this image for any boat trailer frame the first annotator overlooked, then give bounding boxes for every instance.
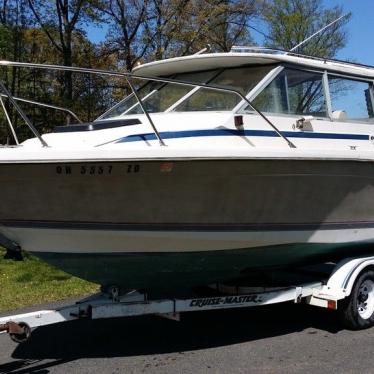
[0,282,322,343]
[2,255,374,344]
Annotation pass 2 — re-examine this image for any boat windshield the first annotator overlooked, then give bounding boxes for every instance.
[100,65,275,119]
[173,65,273,112]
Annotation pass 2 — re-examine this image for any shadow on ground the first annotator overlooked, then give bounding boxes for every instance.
[0,302,343,373]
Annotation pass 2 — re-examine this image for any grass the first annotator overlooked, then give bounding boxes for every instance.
[0,247,99,312]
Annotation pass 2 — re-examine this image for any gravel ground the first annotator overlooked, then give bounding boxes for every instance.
[1,300,374,374]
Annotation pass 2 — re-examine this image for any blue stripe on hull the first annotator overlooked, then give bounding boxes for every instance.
[116,129,369,143]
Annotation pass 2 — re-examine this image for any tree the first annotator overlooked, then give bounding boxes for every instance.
[21,28,114,125]
[262,0,350,58]
[147,0,260,57]
[143,0,190,60]
[94,0,261,71]
[27,0,97,101]
[0,0,34,143]
[94,0,150,72]
[0,0,119,143]
[196,0,259,53]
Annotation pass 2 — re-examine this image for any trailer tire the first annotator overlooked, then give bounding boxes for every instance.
[338,270,374,330]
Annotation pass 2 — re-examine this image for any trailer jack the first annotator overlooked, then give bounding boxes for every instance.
[0,321,31,343]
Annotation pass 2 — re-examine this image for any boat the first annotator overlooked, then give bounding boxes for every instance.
[0,46,374,296]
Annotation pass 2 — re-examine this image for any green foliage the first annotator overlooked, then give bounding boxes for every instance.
[193,0,258,53]
[263,0,351,57]
[0,24,11,57]
[94,0,260,70]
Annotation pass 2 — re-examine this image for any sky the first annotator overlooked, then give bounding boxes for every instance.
[86,1,374,66]
[325,0,374,65]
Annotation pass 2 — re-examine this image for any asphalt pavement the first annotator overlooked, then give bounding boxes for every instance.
[1,300,374,374]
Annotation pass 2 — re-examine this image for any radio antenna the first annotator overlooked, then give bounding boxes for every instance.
[288,12,350,53]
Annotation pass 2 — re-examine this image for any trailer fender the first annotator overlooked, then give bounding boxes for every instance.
[315,256,374,301]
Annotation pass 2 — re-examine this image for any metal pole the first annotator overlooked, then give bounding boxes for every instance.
[194,44,211,55]
[0,95,19,145]
[0,81,48,147]
[0,94,82,123]
[240,93,296,148]
[289,13,350,53]
[125,77,166,146]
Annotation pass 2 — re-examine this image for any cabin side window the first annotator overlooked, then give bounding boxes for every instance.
[248,68,327,117]
[328,75,374,122]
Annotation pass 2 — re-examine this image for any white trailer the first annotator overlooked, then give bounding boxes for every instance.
[2,255,374,344]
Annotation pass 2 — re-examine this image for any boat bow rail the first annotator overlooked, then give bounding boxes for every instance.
[0,60,296,149]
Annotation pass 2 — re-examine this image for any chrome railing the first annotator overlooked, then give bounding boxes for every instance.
[0,93,82,146]
[0,60,296,149]
[0,80,47,146]
[0,94,18,144]
[0,94,82,124]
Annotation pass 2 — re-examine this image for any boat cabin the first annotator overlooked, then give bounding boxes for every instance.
[2,47,374,153]
[101,48,374,126]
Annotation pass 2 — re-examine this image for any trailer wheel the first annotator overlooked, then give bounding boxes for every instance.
[338,270,374,330]
[9,322,31,344]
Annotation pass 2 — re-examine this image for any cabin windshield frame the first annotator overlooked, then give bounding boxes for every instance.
[97,64,280,119]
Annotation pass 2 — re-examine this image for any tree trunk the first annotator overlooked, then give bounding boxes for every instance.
[62,29,73,102]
